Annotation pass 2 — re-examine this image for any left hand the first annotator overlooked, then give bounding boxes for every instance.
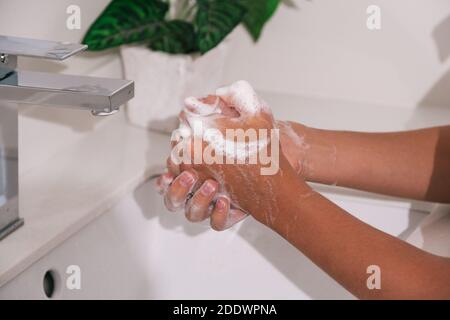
[157,81,309,230]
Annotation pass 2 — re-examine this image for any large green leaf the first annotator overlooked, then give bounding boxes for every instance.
[83,0,169,51]
[241,0,280,41]
[195,0,247,54]
[148,20,197,54]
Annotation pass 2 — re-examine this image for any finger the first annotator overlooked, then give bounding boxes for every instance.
[169,124,193,172]
[166,156,180,176]
[155,172,175,195]
[170,120,191,147]
[218,97,240,117]
[178,110,188,125]
[210,196,230,231]
[164,170,198,212]
[215,80,262,117]
[185,180,218,222]
[184,96,219,116]
[210,197,249,231]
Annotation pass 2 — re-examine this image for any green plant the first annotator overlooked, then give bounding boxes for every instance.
[82,0,283,55]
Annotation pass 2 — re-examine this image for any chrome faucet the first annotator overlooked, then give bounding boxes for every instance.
[0,35,135,240]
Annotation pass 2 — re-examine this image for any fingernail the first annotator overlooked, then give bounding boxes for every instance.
[216,198,227,210]
[179,172,195,187]
[201,181,215,196]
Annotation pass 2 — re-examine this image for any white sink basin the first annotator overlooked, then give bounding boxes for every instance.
[0,179,427,299]
[1,91,444,299]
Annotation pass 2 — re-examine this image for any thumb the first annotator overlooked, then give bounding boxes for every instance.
[215,80,266,117]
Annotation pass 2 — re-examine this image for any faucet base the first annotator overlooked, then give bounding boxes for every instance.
[0,217,23,241]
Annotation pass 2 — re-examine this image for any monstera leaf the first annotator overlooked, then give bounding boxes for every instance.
[83,0,169,51]
[83,0,283,54]
[194,0,247,54]
[148,20,197,54]
[240,0,280,41]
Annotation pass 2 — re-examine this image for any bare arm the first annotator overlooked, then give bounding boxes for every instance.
[280,123,450,203]
[272,180,450,299]
[276,123,450,298]
[161,124,450,299]
[158,82,450,299]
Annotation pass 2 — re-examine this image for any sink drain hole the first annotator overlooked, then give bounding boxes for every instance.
[43,270,57,298]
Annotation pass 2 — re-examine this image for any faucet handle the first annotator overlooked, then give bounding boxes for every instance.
[0,35,87,61]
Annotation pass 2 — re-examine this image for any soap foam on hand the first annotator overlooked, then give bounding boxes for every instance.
[170,80,278,228]
[171,81,267,224]
[175,80,276,166]
[184,96,221,116]
[215,80,269,115]
[175,91,242,216]
[183,80,267,120]
[178,81,273,166]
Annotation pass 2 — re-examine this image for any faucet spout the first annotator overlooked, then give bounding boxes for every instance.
[0,35,135,115]
[0,69,134,115]
[0,35,135,240]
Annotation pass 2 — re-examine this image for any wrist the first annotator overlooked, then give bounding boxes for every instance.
[269,178,318,235]
[260,162,313,230]
[276,120,310,174]
[278,121,339,185]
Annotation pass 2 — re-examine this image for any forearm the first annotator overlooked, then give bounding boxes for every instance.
[271,185,450,299]
[283,123,450,202]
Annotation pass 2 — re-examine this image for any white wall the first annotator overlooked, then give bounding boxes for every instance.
[1,0,449,171]
[223,0,450,109]
[0,0,118,88]
[3,0,449,111]
[0,0,118,172]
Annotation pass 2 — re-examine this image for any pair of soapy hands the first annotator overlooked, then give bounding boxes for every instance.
[156,81,307,230]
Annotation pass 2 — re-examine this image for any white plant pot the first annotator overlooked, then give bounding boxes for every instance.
[120,43,229,133]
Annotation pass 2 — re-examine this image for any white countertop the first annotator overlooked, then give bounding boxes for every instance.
[1,91,449,287]
[0,111,169,286]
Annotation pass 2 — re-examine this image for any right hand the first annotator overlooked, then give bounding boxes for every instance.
[157,85,311,231]
[157,130,311,231]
